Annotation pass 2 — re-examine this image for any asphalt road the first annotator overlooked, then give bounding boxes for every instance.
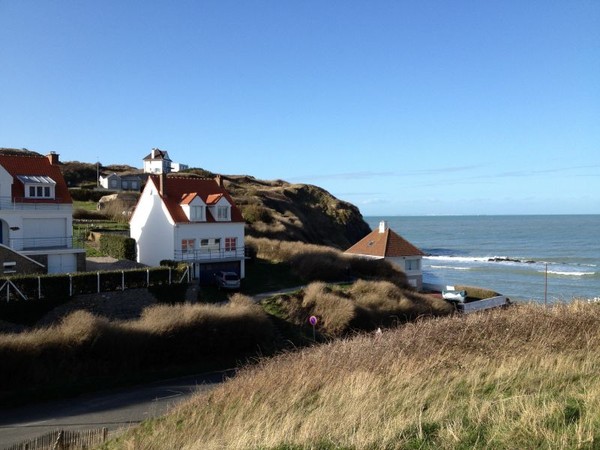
[0,370,233,448]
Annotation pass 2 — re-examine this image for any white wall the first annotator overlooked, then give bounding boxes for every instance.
[130,180,175,266]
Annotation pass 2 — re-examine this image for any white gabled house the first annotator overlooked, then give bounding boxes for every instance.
[143,148,172,174]
[0,152,86,274]
[345,220,425,290]
[129,174,246,284]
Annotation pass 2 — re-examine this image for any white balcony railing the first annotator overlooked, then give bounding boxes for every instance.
[0,196,66,210]
[174,247,245,262]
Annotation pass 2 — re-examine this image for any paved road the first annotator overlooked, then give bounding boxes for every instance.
[0,370,233,448]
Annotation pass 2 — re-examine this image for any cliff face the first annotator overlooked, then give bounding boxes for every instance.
[222,175,371,250]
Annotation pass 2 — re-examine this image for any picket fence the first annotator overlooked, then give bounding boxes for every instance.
[5,428,108,450]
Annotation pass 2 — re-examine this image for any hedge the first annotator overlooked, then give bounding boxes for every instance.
[99,234,136,261]
[0,267,189,325]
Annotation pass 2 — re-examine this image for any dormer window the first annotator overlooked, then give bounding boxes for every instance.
[217,206,230,220]
[180,193,206,222]
[190,205,205,221]
[18,175,56,199]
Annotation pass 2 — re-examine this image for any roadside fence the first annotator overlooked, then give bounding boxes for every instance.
[4,427,108,450]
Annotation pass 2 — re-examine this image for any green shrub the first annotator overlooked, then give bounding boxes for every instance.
[99,234,136,261]
[69,188,117,202]
[242,204,273,224]
[73,208,110,220]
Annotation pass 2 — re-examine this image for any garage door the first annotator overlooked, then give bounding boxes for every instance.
[23,218,67,247]
[47,254,77,274]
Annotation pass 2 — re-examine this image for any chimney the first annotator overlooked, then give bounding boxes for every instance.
[215,175,223,188]
[379,220,388,234]
[152,148,158,159]
[159,173,167,197]
[47,151,59,165]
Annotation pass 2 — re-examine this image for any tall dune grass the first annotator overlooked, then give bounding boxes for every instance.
[247,236,408,286]
[270,280,453,336]
[0,298,274,400]
[107,302,600,449]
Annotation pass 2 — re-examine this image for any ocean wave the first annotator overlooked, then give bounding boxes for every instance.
[425,255,490,263]
[543,270,597,277]
[429,265,471,271]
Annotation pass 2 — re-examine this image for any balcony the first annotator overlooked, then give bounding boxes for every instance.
[173,247,245,262]
[0,196,67,210]
[8,236,85,251]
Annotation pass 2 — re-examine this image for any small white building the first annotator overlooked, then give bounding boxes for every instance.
[345,221,425,289]
[129,174,246,284]
[142,148,172,174]
[0,152,86,274]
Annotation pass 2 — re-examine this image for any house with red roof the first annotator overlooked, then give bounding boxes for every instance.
[0,152,86,274]
[129,174,246,283]
[345,221,425,289]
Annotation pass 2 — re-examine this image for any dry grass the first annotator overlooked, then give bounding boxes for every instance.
[269,280,453,337]
[0,298,274,398]
[247,237,408,286]
[105,302,600,449]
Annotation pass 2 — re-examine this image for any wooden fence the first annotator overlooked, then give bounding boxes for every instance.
[4,428,108,450]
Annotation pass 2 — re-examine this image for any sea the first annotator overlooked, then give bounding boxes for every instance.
[365,215,600,303]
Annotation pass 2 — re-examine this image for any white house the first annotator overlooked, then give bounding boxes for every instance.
[99,172,142,191]
[142,148,172,174]
[129,174,246,284]
[171,162,189,173]
[0,152,86,274]
[345,221,425,289]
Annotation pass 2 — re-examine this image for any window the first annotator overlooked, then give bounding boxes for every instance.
[131,181,138,189]
[122,181,129,189]
[225,237,237,251]
[217,206,229,220]
[405,259,421,271]
[110,179,118,188]
[181,239,196,253]
[190,205,205,221]
[27,184,53,198]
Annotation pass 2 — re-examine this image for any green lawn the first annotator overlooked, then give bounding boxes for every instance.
[73,200,98,211]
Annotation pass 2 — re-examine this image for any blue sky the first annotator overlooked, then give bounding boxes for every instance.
[1,1,598,216]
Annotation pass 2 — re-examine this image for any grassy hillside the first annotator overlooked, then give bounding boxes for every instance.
[105,302,600,449]
[223,175,372,249]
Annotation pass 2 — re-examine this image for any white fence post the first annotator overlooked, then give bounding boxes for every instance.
[69,274,73,297]
[147,269,150,287]
[38,276,42,299]
[97,272,101,293]
[121,271,125,291]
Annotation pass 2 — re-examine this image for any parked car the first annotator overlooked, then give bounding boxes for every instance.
[215,271,241,290]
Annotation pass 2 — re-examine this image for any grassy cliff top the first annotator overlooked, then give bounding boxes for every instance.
[108,301,600,449]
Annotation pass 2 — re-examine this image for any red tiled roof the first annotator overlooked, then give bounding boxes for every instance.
[149,175,244,223]
[0,154,72,203]
[206,193,224,205]
[180,193,198,205]
[345,226,424,258]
